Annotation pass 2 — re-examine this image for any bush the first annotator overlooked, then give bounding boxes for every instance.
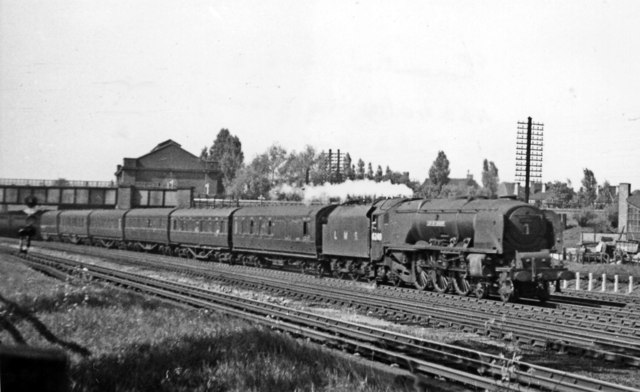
[573,209,600,227]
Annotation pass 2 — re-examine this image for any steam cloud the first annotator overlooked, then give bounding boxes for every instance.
[270,179,414,204]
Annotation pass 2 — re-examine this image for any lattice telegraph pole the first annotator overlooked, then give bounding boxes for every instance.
[327,149,347,183]
[515,117,544,203]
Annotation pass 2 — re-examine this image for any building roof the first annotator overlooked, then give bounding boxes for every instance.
[115,139,209,177]
[152,139,181,152]
[139,139,198,161]
[422,175,478,188]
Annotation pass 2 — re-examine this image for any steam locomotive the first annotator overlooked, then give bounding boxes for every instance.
[11,197,570,302]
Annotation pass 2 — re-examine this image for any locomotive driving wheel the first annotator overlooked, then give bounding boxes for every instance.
[414,265,430,290]
[452,272,472,295]
[430,270,450,293]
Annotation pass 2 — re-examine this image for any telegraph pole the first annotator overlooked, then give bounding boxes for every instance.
[327,148,346,183]
[515,117,544,203]
[524,117,532,202]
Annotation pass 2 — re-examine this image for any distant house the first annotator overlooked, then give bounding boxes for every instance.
[448,173,479,189]
[115,140,223,196]
[422,173,479,189]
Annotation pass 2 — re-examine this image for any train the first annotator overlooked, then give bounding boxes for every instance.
[2,197,571,302]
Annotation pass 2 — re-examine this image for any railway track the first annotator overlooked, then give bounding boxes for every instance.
[9,249,639,392]
[553,289,640,307]
[6,241,640,368]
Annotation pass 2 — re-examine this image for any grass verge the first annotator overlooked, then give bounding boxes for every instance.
[0,255,425,392]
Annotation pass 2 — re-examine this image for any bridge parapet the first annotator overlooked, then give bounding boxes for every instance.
[0,178,114,187]
[0,179,192,211]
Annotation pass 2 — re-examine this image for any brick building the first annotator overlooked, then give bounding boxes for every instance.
[115,140,222,196]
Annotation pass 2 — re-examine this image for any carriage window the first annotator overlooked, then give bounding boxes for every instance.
[303,221,309,236]
[249,219,254,234]
[234,220,239,234]
[147,219,152,228]
[267,220,272,235]
[173,220,177,230]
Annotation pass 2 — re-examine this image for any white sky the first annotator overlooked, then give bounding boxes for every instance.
[1,0,639,190]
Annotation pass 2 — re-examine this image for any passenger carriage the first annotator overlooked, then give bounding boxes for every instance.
[88,209,128,248]
[40,210,62,241]
[123,208,175,253]
[58,210,92,244]
[169,207,238,260]
[231,205,337,269]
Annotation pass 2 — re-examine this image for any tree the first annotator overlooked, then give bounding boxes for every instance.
[201,129,244,191]
[374,165,383,182]
[546,181,576,208]
[356,159,365,180]
[366,163,374,180]
[225,144,286,199]
[416,180,440,199]
[605,201,619,229]
[596,180,615,207]
[428,151,450,191]
[578,168,597,208]
[481,159,499,198]
[266,145,288,183]
[280,145,318,186]
[343,153,355,181]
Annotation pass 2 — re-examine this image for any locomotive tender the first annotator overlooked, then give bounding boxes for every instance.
[33,197,569,302]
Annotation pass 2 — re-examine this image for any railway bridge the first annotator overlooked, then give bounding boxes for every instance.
[0,178,192,212]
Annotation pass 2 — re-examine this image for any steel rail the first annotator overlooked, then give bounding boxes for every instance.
[553,287,640,304]
[8,241,640,366]
[32,241,640,327]
[14,251,639,392]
